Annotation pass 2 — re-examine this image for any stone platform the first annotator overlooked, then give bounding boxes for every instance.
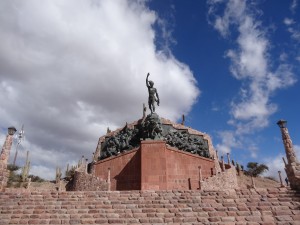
[93,140,215,191]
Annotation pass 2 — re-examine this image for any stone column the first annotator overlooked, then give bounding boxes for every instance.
[236,163,241,176]
[278,171,285,187]
[0,127,17,191]
[221,156,225,172]
[251,176,256,189]
[282,157,287,168]
[107,167,111,191]
[198,166,202,190]
[198,166,202,180]
[227,153,231,165]
[85,159,88,174]
[277,120,300,191]
[277,120,298,164]
[216,150,219,160]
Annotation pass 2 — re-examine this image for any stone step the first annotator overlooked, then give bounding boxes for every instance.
[1,188,299,224]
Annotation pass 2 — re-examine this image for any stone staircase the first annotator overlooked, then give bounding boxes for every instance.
[0,188,299,224]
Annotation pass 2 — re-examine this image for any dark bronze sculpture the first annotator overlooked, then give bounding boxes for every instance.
[97,72,210,160]
[141,113,163,140]
[99,120,210,160]
[146,73,159,114]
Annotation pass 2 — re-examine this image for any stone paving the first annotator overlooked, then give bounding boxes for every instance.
[0,188,299,224]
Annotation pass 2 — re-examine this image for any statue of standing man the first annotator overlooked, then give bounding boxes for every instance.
[146,73,160,114]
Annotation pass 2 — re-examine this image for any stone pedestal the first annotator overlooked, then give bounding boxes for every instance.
[140,140,167,190]
[94,140,215,191]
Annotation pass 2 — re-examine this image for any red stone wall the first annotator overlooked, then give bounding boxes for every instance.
[165,146,215,190]
[94,149,141,190]
[140,140,215,190]
[93,141,215,191]
[140,141,167,190]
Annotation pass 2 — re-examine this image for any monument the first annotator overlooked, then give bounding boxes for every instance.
[80,73,238,191]
[65,73,239,191]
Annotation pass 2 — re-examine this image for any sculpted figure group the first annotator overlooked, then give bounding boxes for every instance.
[100,127,140,159]
[99,120,210,160]
[165,130,210,158]
[98,72,210,160]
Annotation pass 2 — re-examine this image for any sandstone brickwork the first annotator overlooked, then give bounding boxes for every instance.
[0,188,299,224]
[201,166,238,191]
[66,171,108,191]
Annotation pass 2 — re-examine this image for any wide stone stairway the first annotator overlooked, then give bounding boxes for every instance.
[0,188,299,225]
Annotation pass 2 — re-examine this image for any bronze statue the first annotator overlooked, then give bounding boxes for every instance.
[146,73,160,114]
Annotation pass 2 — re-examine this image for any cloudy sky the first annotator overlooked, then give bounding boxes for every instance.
[0,0,299,180]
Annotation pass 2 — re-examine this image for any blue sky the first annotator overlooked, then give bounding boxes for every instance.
[149,0,300,177]
[0,0,299,179]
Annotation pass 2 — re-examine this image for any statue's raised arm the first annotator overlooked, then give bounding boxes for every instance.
[145,73,159,114]
[146,73,150,88]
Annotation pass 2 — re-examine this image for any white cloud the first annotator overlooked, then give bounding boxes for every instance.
[215,130,241,155]
[284,18,300,42]
[264,144,300,181]
[290,0,298,13]
[264,153,285,181]
[294,145,300,158]
[279,53,288,61]
[208,0,297,156]
[207,0,246,38]
[290,28,300,41]
[0,0,199,179]
[208,0,296,151]
[283,18,295,26]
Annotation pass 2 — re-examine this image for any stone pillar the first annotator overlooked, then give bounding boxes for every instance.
[236,163,241,176]
[277,120,300,191]
[277,120,298,164]
[221,156,225,172]
[216,150,219,160]
[278,171,285,187]
[227,153,231,165]
[198,166,202,181]
[0,127,17,191]
[282,157,287,168]
[107,167,111,191]
[251,176,256,189]
[181,114,185,125]
[198,166,202,190]
[85,159,88,174]
[231,159,235,166]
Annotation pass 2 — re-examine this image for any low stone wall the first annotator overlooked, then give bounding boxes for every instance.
[0,187,299,224]
[201,166,238,191]
[66,171,108,191]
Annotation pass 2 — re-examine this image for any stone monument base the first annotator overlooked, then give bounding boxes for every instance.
[93,140,215,191]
